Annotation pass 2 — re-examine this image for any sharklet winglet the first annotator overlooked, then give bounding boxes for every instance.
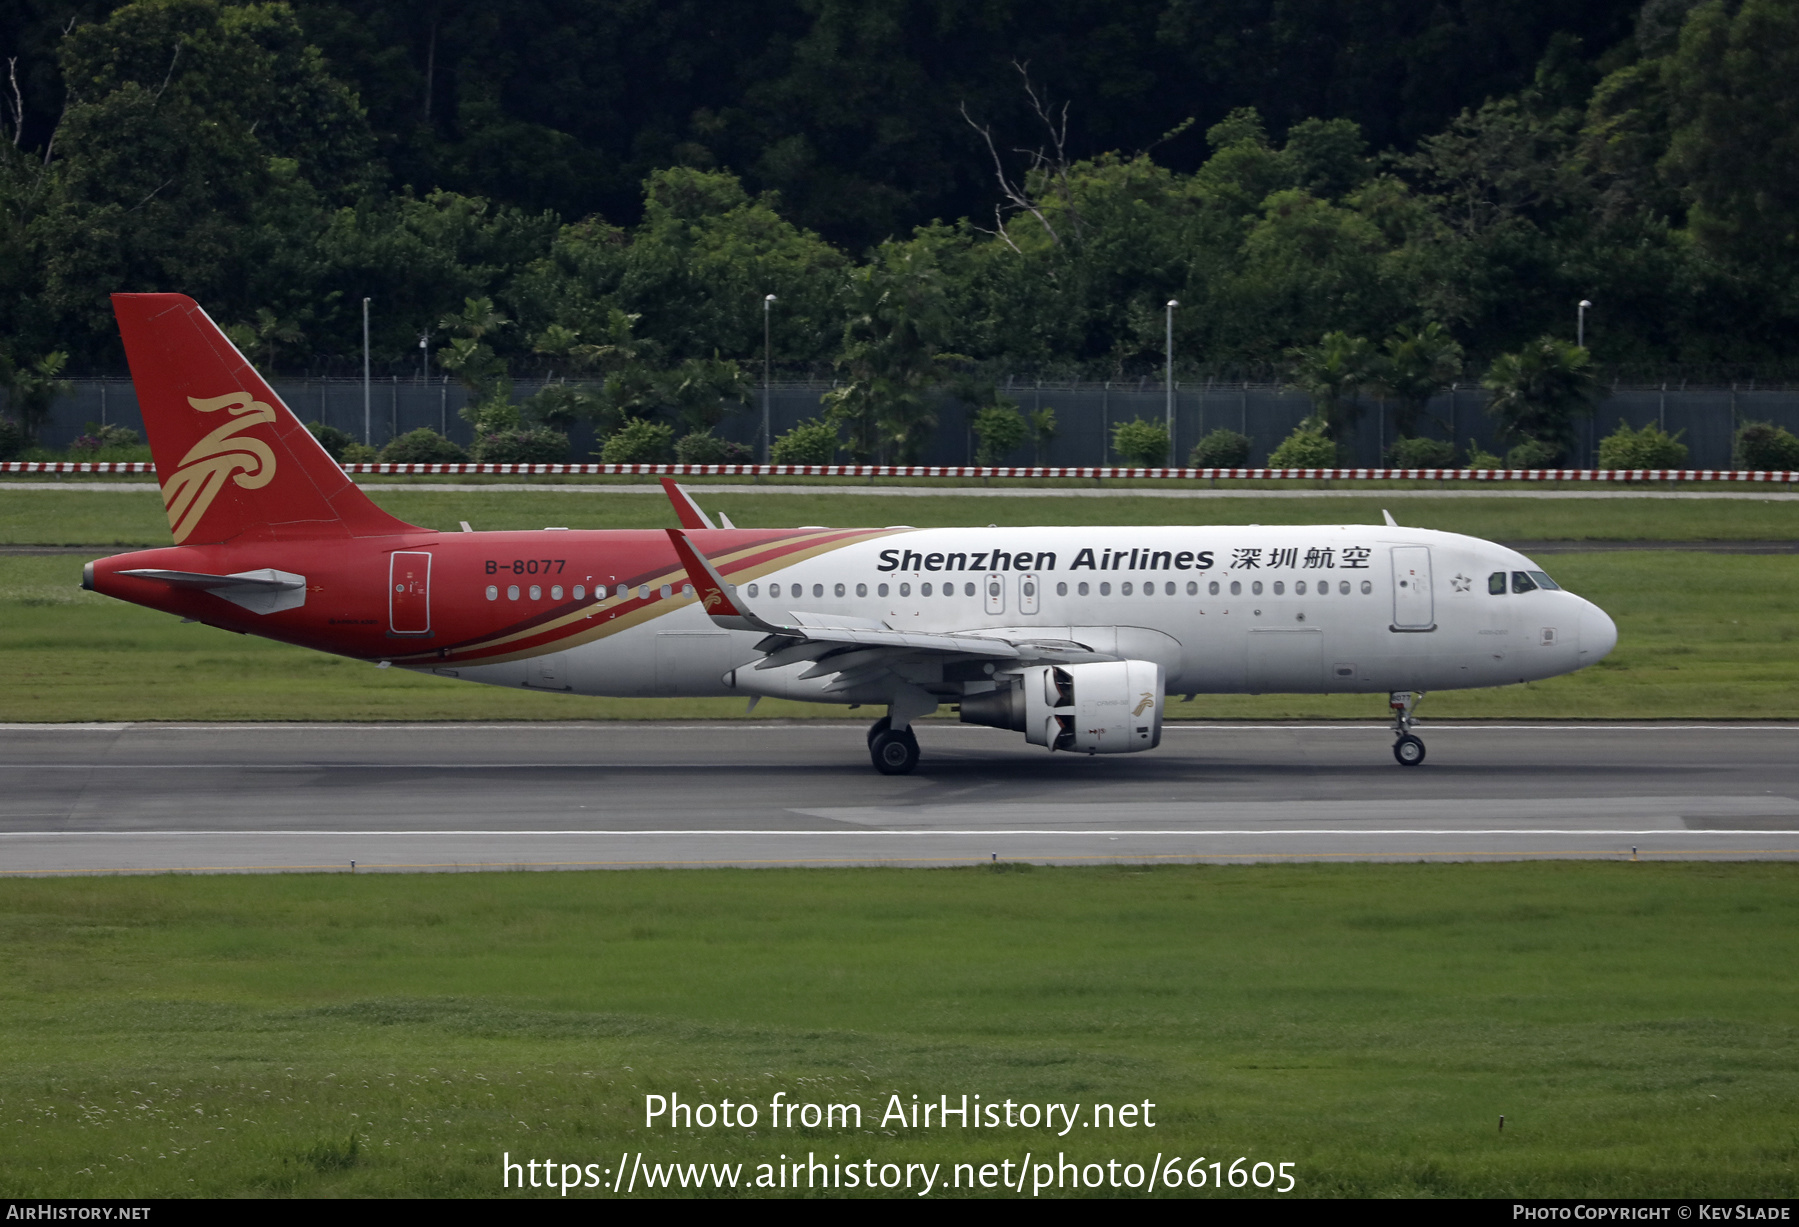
[660,478,717,530]
[665,529,783,634]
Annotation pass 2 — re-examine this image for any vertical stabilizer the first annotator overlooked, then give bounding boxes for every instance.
[112,293,419,544]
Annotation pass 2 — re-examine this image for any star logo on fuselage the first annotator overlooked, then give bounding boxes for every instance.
[1451,573,1472,593]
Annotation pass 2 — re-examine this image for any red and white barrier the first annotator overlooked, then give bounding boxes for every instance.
[3,459,1797,483]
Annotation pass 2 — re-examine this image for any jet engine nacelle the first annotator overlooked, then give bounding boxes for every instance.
[960,660,1164,753]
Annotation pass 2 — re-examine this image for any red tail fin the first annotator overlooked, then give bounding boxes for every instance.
[112,293,419,544]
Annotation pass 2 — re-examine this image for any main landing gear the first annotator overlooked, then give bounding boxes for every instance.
[1389,690,1426,767]
[867,716,920,775]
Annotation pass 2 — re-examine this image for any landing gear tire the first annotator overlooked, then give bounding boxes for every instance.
[870,727,919,775]
[866,716,891,748]
[1393,734,1426,767]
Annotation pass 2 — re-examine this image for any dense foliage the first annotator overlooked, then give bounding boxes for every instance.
[2,0,1796,464]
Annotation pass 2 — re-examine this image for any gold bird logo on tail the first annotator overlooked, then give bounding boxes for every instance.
[163,393,278,543]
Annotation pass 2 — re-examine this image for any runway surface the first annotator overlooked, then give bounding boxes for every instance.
[2,722,1796,875]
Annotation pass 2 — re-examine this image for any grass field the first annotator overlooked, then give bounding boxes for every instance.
[0,862,1794,1198]
[2,549,1795,721]
[5,485,1799,546]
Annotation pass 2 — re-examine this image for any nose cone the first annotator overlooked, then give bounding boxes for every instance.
[1578,599,1618,663]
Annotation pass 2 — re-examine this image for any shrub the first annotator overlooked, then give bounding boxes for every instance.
[1505,437,1560,468]
[1266,418,1338,467]
[597,420,673,464]
[0,417,23,461]
[340,442,378,464]
[306,420,358,461]
[770,418,839,465]
[1110,417,1171,467]
[69,423,140,454]
[1734,421,1799,471]
[1597,419,1688,469]
[1462,441,1504,469]
[473,427,571,464]
[673,431,754,464]
[379,428,467,465]
[1188,428,1251,467]
[972,401,1027,464]
[1387,436,1457,467]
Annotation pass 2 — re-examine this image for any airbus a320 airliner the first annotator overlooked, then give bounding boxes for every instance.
[84,294,1618,774]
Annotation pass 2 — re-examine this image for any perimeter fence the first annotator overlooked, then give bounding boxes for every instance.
[9,378,1799,471]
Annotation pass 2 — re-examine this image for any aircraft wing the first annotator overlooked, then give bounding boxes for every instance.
[665,529,1113,692]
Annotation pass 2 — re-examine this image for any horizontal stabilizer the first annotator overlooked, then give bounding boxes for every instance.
[119,567,307,615]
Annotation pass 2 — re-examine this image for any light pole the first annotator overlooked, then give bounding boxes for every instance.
[1577,299,1592,349]
[1164,299,1179,466]
[362,297,372,447]
[419,332,429,384]
[762,293,776,464]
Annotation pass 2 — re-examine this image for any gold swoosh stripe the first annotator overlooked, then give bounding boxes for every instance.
[393,528,906,666]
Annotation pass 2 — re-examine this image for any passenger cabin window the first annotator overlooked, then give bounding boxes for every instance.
[1489,572,1507,595]
[747,583,759,597]
[1511,571,1538,594]
[856,583,867,597]
[1056,581,1068,596]
[878,583,889,597]
[1078,582,1090,596]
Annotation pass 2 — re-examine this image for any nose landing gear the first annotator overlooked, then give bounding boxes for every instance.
[1389,690,1426,766]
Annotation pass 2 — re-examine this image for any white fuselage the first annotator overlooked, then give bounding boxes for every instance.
[447,525,1616,702]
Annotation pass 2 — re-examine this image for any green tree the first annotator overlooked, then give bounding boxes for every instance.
[1286,331,1377,439]
[1481,336,1599,461]
[6,351,70,444]
[438,296,514,431]
[1661,0,1799,268]
[821,235,955,463]
[34,0,373,344]
[607,168,846,363]
[225,307,304,374]
[1373,321,1465,438]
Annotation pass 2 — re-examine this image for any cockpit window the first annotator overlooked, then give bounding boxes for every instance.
[1489,572,1507,595]
[1528,570,1560,591]
[1511,571,1538,594]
